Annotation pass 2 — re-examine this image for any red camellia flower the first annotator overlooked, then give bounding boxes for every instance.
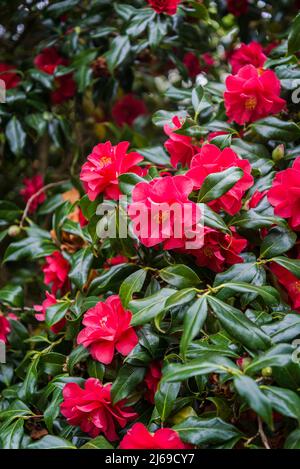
[268,157,300,230]
[183,52,201,78]
[77,295,138,364]
[147,0,180,15]
[34,291,66,333]
[128,175,202,250]
[227,0,248,17]
[112,94,147,127]
[230,42,267,74]
[187,144,253,215]
[20,174,46,213]
[202,53,215,73]
[0,63,20,89]
[144,361,162,403]
[183,53,214,78]
[60,378,137,440]
[34,47,76,104]
[119,423,191,449]
[104,255,129,268]
[80,141,144,200]
[34,47,65,74]
[224,65,286,125]
[0,314,11,344]
[164,116,200,168]
[191,227,247,273]
[270,263,300,311]
[42,251,70,294]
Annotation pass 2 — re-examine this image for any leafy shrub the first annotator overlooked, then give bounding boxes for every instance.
[1,0,300,450]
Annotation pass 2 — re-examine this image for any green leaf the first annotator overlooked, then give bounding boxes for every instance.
[262,314,300,343]
[3,225,55,262]
[260,226,296,258]
[0,284,23,307]
[69,248,94,289]
[148,15,167,47]
[118,172,145,196]
[201,203,230,233]
[155,380,180,422]
[234,375,273,427]
[252,117,300,142]
[192,85,204,117]
[67,345,89,374]
[165,288,196,308]
[245,344,294,374]
[114,3,138,20]
[165,86,192,101]
[262,386,300,420]
[197,167,243,203]
[19,355,40,402]
[152,110,187,127]
[288,13,300,54]
[162,353,239,382]
[80,436,113,449]
[208,296,271,351]
[138,146,170,165]
[159,265,201,289]
[44,388,63,433]
[28,435,76,449]
[46,301,69,327]
[216,282,280,306]
[5,116,26,156]
[284,429,300,449]
[105,35,131,72]
[119,269,147,308]
[111,365,145,404]
[25,113,47,137]
[47,0,80,15]
[173,417,242,446]
[271,257,300,278]
[129,288,176,326]
[87,360,105,381]
[126,8,154,37]
[0,419,24,449]
[180,297,207,358]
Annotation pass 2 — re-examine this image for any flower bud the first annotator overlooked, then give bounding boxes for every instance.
[8,225,21,237]
[272,144,285,162]
[262,366,272,377]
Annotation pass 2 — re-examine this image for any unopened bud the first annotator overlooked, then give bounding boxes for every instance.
[262,366,272,377]
[8,225,21,237]
[236,357,252,370]
[272,144,285,162]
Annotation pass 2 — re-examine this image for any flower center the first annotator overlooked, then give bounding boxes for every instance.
[99,315,108,327]
[153,211,168,225]
[99,156,112,169]
[292,281,300,293]
[245,96,257,111]
[203,246,213,258]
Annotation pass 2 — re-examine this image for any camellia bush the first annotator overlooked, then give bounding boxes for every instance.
[1,0,300,451]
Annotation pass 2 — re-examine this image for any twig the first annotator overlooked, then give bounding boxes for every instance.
[258,417,271,449]
[20,180,69,228]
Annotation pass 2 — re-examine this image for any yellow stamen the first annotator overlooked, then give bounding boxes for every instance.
[245,96,257,111]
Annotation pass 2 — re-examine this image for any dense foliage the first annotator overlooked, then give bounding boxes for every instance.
[1,0,300,450]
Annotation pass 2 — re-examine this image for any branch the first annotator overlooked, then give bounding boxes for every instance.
[258,417,271,450]
[20,180,69,228]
